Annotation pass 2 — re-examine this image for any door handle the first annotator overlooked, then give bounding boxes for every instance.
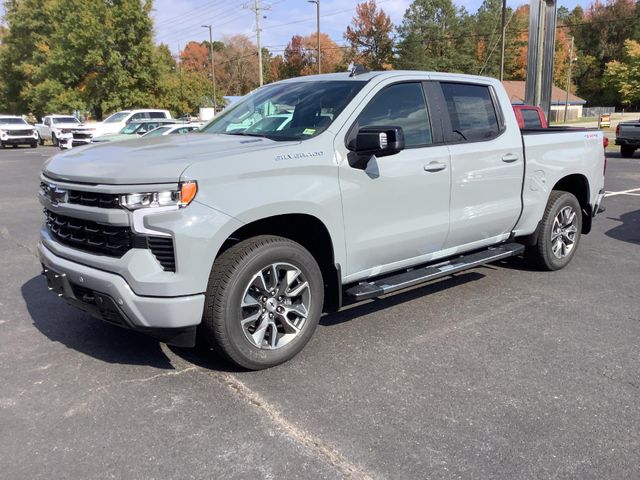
[501,153,519,163]
[424,161,447,172]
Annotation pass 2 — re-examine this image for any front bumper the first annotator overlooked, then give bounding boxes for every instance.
[38,241,204,346]
[2,136,37,145]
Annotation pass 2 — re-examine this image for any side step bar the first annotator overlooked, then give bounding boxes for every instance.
[345,243,525,302]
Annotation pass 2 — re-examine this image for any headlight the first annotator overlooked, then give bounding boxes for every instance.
[119,181,197,210]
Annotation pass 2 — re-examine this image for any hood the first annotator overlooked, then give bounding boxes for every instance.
[43,133,297,185]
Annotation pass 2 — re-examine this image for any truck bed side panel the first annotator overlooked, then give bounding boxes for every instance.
[516,130,605,236]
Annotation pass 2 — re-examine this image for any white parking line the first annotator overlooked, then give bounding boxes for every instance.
[604,188,640,197]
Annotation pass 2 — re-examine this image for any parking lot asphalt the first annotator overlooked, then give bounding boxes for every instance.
[1,145,638,479]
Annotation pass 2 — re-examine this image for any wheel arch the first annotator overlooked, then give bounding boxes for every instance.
[551,173,592,234]
[215,213,342,313]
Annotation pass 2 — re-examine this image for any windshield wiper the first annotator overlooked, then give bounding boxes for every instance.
[224,131,266,138]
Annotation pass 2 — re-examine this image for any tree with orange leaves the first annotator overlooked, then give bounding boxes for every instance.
[344,0,394,70]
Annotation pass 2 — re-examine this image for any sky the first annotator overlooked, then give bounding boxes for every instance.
[152,0,592,55]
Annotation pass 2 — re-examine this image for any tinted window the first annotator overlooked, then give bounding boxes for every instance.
[441,83,500,141]
[521,108,542,129]
[130,112,147,121]
[149,112,167,119]
[355,83,432,147]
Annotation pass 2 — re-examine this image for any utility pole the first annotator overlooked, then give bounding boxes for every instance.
[308,0,320,74]
[201,25,217,113]
[564,36,575,122]
[245,0,270,86]
[499,0,506,81]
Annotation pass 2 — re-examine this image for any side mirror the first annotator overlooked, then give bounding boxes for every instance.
[352,126,405,158]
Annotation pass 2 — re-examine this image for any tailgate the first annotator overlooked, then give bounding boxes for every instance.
[619,123,640,140]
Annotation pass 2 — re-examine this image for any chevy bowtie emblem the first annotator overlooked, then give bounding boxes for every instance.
[45,184,68,205]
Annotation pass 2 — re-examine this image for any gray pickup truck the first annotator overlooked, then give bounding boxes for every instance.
[38,71,606,369]
[615,119,640,158]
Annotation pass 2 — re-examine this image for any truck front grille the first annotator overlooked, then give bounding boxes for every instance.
[40,182,121,209]
[45,209,140,257]
[44,209,176,270]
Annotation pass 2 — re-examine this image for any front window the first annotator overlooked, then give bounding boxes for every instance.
[201,80,366,141]
[0,117,28,125]
[103,111,130,123]
[51,117,79,124]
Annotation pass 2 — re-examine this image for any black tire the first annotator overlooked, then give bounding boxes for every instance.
[30,142,37,148]
[0,142,5,149]
[526,191,582,271]
[620,146,635,158]
[38,134,45,146]
[201,235,324,370]
[51,134,58,147]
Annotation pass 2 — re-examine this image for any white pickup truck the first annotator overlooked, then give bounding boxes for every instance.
[35,115,94,147]
[38,71,606,369]
[0,115,39,148]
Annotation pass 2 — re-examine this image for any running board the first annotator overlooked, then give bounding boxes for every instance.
[345,243,525,301]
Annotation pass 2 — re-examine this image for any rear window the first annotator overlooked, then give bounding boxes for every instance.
[441,83,501,142]
[521,109,543,129]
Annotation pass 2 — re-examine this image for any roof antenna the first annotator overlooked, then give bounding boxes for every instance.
[348,63,369,77]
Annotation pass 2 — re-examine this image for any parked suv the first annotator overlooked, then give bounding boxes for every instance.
[0,115,38,148]
[38,71,606,369]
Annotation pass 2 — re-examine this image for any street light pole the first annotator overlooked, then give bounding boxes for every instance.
[308,0,320,74]
[499,0,506,81]
[201,25,217,113]
[564,36,575,122]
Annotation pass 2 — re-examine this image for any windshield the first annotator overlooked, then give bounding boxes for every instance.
[52,117,79,124]
[103,112,130,124]
[201,80,366,141]
[119,123,144,134]
[0,117,28,125]
[143,126,171,137]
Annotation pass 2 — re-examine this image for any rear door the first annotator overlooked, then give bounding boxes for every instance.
[438,82,524,249]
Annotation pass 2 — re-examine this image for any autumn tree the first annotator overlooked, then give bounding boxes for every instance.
[281,35,309,78]
[605,40,640,107]
[344,0,394,70]
[301,33,345,74]
[216,34,259,95]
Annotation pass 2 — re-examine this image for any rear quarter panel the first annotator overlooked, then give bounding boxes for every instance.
[516,130,605,235]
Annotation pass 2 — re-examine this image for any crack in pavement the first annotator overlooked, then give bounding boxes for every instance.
[0,226,37,256]
[203,369,376,480]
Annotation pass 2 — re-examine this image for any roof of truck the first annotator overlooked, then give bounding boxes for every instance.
[276,70,500,84]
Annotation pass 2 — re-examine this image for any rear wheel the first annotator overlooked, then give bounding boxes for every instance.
[526,191,582,271]
[201,235,324,370]
[620,146,635,158]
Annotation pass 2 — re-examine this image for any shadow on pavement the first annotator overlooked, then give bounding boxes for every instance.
[22,275,175,369]
[605,209,640,245]
[321,271,485,327]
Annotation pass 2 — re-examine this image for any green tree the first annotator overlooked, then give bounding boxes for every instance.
[605,39,640,107]
[395,0,476,73]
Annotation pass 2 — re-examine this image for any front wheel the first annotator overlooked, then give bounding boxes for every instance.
[201,235,324,370]
[51,134,58,147]
[620,146,636,158]
[526,191,582,271]
[38,134,45,146]
[30,142,37,148]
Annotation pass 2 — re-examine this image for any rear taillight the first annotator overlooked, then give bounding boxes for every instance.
[603,137,609,148]
[615,124,620,136]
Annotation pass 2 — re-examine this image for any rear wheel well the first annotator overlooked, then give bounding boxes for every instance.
[552,174,592,234]
[216,214,341,312]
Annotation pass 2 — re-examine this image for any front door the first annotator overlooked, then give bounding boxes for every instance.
[337,81,451,280]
